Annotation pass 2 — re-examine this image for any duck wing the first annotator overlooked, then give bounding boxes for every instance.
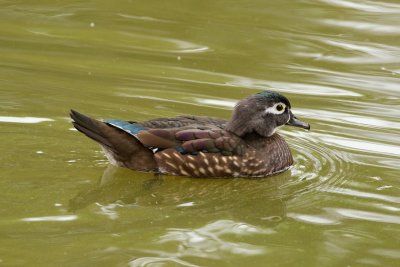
[137,115,227,129]
[105,118,245,156]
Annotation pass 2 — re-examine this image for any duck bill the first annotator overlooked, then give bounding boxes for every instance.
[287,112,310,130]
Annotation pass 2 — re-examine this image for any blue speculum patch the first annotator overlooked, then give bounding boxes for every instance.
[105,120,146,135]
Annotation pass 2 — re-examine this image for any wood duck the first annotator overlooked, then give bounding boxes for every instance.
[70,91,310,178]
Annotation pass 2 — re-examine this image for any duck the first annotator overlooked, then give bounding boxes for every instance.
[70,91,310,178]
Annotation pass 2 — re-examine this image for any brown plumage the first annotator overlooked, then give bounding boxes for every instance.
[70,91,310,178]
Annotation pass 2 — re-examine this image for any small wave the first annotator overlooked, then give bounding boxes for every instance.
[117,13,175,23]
[283,130,352,194]
[323,19,400,35]
[327,208,400,224]
[320,0,400,13]
[129,257,200,267]
[118,32,209,54]
[21,215,78,222]
[296,39,400,64]
[0,116,53,123]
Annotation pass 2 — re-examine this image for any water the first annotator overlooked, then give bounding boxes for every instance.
[1,0,399,266]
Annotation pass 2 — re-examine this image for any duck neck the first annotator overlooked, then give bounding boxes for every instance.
[241,131,278,142]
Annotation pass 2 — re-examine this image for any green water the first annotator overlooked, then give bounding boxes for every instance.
[1,0,400,266]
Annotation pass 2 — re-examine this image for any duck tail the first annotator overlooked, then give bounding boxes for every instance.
[69,109,156,171]
[70,109,114,149]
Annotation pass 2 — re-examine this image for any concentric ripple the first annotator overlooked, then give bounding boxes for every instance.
[279,129,353,197]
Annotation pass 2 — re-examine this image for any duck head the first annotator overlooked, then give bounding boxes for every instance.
[226,91,310,137]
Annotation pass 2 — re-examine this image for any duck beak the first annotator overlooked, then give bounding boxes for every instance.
[286,111,310,130]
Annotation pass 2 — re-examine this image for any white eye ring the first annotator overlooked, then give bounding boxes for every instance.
[265,102,286,114]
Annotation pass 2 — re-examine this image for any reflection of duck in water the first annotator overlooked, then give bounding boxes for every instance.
[69,165,291,226]
[70,91,309,178]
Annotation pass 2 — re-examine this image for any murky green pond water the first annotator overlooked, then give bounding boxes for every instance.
[1,0,400,266]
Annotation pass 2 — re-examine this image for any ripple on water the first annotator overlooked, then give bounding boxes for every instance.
[116,91,233,111]
[323,19,400,35]
[296,109,400,130]
[320,188,400,204]
[316,133,400,157]
[319,0,400,13]
[129,257,200,267]
[287,65,400,96]
[321,40,400,64]
[117,31,209,54]
[282,130,352,195]
[129,220,271,266]
[326,208,400,224]
[21,215,78,222]
[230,78,362,97]
[119,66,361,97]
[283,121,400,201]
[117,13,175,23]
[0,116,53,123]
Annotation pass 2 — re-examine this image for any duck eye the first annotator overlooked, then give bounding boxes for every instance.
[276,104,284,112]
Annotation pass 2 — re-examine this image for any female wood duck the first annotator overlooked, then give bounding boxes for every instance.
[70,91,310,178]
